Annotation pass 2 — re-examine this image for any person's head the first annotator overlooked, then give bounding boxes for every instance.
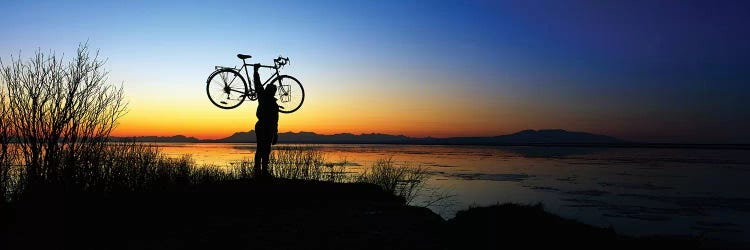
[266,84,277,97]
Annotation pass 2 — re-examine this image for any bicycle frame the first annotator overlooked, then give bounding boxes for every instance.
[213,57,289,98]
[238,60,280,94]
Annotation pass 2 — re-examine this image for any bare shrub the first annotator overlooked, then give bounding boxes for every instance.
[0,79,12,201]
[0,44,127,190]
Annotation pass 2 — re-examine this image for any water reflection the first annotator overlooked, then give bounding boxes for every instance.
[152,143,750,244]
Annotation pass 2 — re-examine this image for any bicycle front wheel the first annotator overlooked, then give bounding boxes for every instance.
[271,75,305,113]
[206,69,249,109]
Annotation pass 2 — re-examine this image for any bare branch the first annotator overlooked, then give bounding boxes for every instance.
[0,43,128,187]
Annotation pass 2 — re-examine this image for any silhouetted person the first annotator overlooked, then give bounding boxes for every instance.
[252,64,279,178]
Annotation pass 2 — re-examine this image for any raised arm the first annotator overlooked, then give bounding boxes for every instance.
[253,64,264,94]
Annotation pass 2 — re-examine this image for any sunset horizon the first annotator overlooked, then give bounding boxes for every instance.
[108,127,596,141]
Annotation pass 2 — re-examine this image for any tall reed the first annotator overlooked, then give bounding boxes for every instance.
[268,145,336,181]
[356,156,429,204]
[1,142,434,205]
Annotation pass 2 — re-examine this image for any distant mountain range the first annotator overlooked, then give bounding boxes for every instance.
[111,135,202,143]
[111,129,627,145]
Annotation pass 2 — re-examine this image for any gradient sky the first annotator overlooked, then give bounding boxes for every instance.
[1,0,749,143]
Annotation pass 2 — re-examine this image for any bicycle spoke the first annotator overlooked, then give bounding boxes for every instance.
[218,72,227,86]
[211,82,228,97]
[211,80,225,90]
[210,87,228,98]
[227,73,239,87]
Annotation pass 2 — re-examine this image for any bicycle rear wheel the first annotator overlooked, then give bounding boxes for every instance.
[206,69,249,109]
[270,75,305,113]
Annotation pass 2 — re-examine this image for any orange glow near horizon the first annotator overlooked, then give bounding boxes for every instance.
[109,98,511,140]
[108,67,515,140]
[106,71,645,141]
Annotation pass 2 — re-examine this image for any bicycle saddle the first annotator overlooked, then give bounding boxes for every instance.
[237,54,252,59]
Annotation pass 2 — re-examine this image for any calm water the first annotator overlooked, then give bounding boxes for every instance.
[156,143,750,244]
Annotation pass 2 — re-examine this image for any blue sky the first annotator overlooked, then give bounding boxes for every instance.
[1,0,749,143]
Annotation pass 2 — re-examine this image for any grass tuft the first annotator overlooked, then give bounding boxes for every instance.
[0,143,433,205]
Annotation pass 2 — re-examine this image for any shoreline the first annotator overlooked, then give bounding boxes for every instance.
[112,141,750,150]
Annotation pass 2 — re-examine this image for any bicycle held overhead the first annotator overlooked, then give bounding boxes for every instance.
[206,54,305,113]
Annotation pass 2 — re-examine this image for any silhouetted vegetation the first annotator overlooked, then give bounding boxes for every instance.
[71,142,238,192]
[267,145,327,180]
[0,84,12,203]
[356,156,428,204]
[1,44,127,199]
[0,139,433,205]
[264,149,433,204]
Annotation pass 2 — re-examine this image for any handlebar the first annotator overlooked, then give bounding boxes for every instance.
[273,57,289,66]
[241,55,291,68]
[274,56,290,66]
